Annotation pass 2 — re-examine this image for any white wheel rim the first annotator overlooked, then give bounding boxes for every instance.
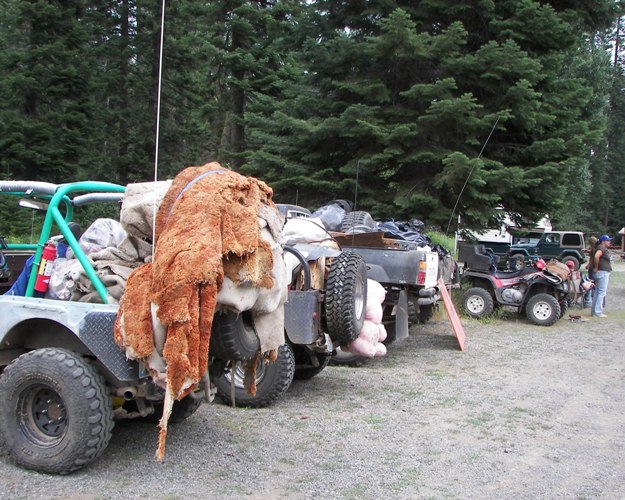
[532,302,552,320]
[466,296,485,314]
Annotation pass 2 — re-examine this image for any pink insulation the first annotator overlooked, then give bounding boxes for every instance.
[344,279,388,358]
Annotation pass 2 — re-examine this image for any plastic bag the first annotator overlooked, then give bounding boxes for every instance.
[282,217,328,245]
[45,258,84,300]
[67,219,127,258]
[311,203,346,231]
[344,279,388,358]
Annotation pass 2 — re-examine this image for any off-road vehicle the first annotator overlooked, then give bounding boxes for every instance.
[0,181,367,470]
[507,231,586,270]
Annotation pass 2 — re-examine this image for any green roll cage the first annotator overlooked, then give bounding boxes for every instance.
[0,181,127,303]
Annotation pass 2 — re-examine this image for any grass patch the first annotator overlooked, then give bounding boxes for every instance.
[363,415,385,424]
[468,413,493,426]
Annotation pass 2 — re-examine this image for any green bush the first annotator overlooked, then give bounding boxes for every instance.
[427,231,455,255]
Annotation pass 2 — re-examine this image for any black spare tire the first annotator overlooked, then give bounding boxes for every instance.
[340,210,376,233]
[324,252,367,345]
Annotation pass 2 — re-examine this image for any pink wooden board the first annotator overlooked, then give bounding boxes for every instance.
[438,278,466,351]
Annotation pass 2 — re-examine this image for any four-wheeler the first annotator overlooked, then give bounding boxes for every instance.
[458,243,571,326]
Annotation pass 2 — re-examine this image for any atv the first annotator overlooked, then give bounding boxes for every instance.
[458,243,570,326]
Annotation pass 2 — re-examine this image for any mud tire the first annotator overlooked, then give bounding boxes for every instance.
[0,348,114,475]
[526,293,561,326]
[325,252,367,345]
[214,344,295,408]
[462,287,495,319]
[417,303,435,324]
[210,311,260,362]
[340,211,376,232]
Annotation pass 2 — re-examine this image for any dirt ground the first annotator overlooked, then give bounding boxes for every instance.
[2,262,625,499]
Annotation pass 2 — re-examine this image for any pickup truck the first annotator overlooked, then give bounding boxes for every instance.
[277,206,448,366]
[507,231,586,270]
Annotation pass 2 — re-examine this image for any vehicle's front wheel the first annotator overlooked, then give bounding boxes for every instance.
[526,293,561,326]
[462,287,495,319]
[0,348,114,474]
[214,344,295,408]
[210,310,260,362]
[558,296,570,320]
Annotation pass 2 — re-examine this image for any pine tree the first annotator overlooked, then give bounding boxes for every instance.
[0,0,100,181]
[243,0,619,232]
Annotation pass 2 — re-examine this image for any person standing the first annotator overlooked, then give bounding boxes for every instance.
[583,236,598,307]
[591,234,612,318]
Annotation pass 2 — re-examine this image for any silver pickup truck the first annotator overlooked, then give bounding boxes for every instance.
[278,206,448,366]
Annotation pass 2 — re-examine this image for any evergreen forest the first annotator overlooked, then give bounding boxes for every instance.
[1,0,625,238]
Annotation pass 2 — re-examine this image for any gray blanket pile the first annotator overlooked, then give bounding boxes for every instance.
[49,181,172,303]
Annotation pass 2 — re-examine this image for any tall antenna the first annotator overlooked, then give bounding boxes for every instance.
[353,159,360,211]
[445,117,499,235]
[152,0,167,250]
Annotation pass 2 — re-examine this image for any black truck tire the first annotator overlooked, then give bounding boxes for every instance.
[214,344,295,408]
[324,252,368,345]
[0,348,114,475]
[330,347,370,367]
[462,287,495,319]
[210,310,260,362]
[526,293,561,326]
[558,296,569,320]
[340,211,376,232]
[417,303,435,324]
[381,305,397,345]
[293,350,331,380]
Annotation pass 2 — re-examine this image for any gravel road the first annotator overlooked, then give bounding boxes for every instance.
[2,262,625,499]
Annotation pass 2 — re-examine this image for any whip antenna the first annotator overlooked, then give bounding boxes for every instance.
[445,117,499,235]
[353,159,360,211]
[152,0,167,251]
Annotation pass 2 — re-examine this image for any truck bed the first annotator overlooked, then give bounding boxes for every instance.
[332,232,439,288]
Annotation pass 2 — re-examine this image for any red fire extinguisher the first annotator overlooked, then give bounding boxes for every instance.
[34,242,57,295]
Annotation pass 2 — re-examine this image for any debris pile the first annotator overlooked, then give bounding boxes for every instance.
[114,163,287,461]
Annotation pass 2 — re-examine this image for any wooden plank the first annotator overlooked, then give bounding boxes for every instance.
[331,231,395,249]
[438,278,466,351]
